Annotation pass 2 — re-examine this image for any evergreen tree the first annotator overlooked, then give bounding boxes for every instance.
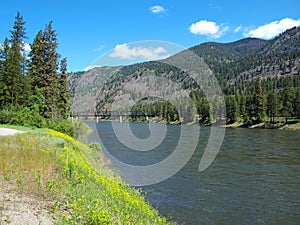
[226,96,239,123]
[281,87,294,123]
[245,95,255,124]
[253,78,266,123]
[5,12,27,105]
[266,91,278,123]
[43,22,60,118]
[237,95,247,121]
[294,88,300,119]
[28,22,61,119]
[58,57,70,118]
[28,30,44,89]
[0,38,10,108]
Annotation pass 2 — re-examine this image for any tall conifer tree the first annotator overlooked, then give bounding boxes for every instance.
[58,57,70,118]
[0,38,10,108]
[5,12,27,105]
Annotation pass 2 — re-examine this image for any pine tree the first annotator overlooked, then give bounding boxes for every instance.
[266,91,278,123]
[28,22,61,119]
[58,57,70,118]
[281,87,294,123]
[5,12,27,105]
[294,88,300,119]
[43,22,60,118]
[253,78,266,123]
[226,96,239,123]
[28,30,44,89]
[0,38,10,108]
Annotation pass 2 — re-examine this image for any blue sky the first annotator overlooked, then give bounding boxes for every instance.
[1,0,299,72]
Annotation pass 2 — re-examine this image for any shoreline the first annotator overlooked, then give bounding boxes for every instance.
[83,118,300,131]
[222,121,300,130]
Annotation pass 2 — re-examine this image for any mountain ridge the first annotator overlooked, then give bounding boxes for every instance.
[68,26,300,121]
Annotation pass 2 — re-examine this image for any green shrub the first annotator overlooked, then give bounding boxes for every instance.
[48,119,91,139]
[0,109,13,124]
[88,142,102,152]
[72,119,91,140]
[49,119,74,137]
[8,107,46,128]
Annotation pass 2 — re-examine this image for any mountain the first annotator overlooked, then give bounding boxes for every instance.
[68,26,300,123]
[68,66,121,113]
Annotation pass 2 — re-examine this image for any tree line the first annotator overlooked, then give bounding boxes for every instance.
[125,73,300,125]
[0,12,70,128]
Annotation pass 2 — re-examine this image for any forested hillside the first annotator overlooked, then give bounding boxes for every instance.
[69,26,300,126]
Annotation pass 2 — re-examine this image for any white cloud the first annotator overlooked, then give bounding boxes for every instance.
[24,42,31,52]
[84,65,101,71]
[109,44,170,60]
[234,25,242,33]
[94,45,105,52]
[244,18,300,39]
[0,42,31,52]
[189,20,228,38]
[150,5,165,14]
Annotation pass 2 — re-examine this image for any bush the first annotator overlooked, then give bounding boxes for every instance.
[88,142,102,152]
[49,119,74,137]
[1,106,46,128]
[72,119,91,140]
[0,109,14,124]
[0,105,90,139]
[48,119,91,140]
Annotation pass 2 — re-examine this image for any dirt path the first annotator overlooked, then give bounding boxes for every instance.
[0,128,26,136]
[0,185,54,225]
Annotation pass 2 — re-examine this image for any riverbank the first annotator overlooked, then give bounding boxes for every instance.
[94,117,300,131]
[223,121,300,130]
[0,125,173,224]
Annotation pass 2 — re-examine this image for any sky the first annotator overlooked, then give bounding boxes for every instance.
[0,0,299,72]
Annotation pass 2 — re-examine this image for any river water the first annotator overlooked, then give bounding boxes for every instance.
[87,121,300,224]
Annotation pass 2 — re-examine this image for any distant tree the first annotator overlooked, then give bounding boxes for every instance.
[237,95,247,121]
[281,87,294,123]
[226,96,239,123]
[253,78,266,123]
[245,95,255,124]
[294,88,300,119]
[266,91,278,123]
[198,98,211,124]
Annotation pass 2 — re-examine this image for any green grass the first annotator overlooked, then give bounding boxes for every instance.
[0,127,174,224]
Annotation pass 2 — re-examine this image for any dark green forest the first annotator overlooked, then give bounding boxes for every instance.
[0,12,72,132]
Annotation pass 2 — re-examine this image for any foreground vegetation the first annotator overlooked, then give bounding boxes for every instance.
[0,126,173,224]
[1,12,70,131]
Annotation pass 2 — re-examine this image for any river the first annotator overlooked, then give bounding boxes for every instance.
[87,121,300,224]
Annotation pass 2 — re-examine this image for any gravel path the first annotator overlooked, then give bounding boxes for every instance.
[0,128,26,136]
[0,186,54,225]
